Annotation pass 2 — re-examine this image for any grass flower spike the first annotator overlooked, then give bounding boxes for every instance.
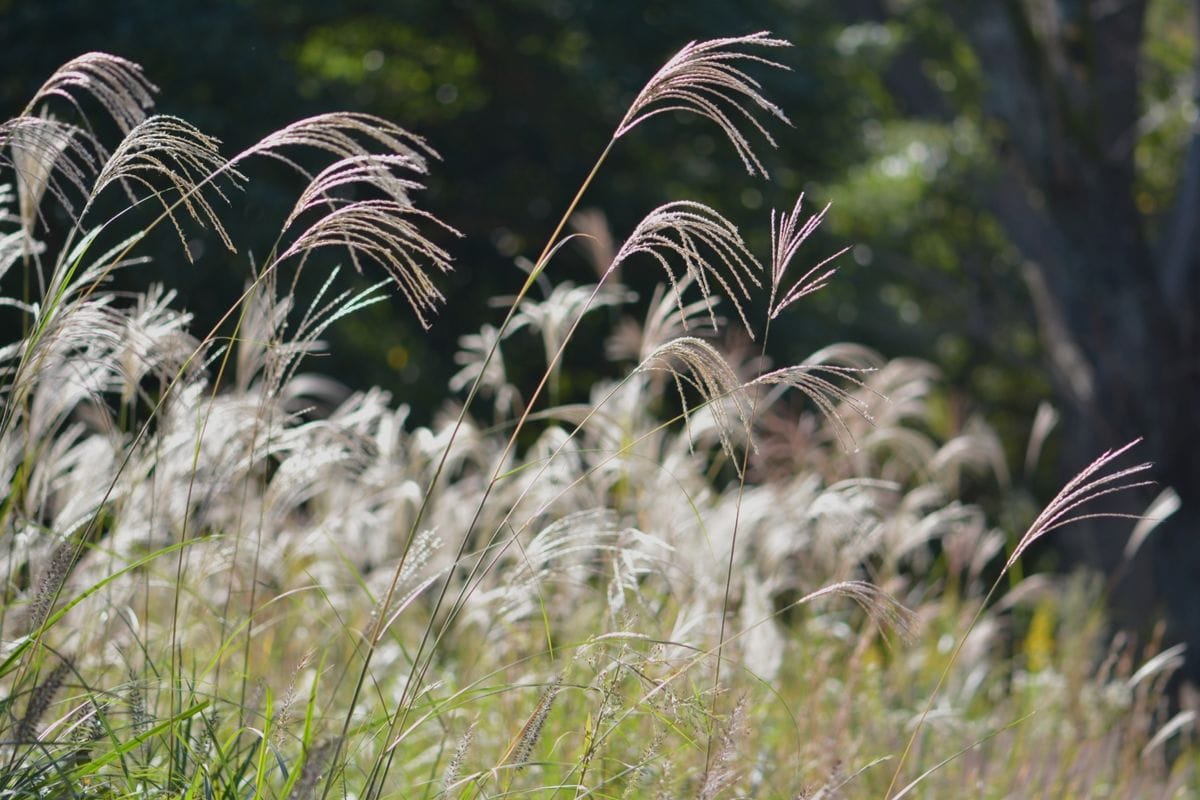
[615,31,791,176]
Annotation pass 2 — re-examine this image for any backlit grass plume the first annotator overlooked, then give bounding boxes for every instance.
[244,111,435,173]
[638,336,749,464]
[91,114,241,255]
[23,52,155,134]
[247,115,456,328]
[1005,438,1153,569]
[275,199,456,329]
[5,115,98,238]
[609,200,761,337]
[769,193,848,319]
[615,31,791,176]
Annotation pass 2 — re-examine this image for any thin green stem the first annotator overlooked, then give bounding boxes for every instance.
[344,138,616,800]
[705,321,771,771]
[882,574,1005,798]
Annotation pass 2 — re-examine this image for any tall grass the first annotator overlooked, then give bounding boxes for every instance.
[0,36,1193,799]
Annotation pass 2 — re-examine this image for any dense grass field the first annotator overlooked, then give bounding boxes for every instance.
[0,34,1196,798]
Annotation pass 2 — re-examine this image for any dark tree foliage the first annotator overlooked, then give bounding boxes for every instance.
[0,0,874,412]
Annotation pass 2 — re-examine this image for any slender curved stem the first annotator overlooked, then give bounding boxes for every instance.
[350,138,616,800]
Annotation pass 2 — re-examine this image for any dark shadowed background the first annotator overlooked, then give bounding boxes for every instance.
[3,0,1198,679]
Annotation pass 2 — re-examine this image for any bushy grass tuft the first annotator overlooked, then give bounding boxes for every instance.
[0,33,1194,799]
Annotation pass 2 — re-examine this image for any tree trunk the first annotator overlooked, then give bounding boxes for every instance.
[952,0,1200,679]
[843,0,1200,677]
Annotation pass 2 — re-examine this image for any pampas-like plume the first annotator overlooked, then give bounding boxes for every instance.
[282,154,427,230]
[92,115,242,256]
[246,115,457,329]
[450,323,509,395]
[615,32,791,177]
[0,227,37,284]
[794,580,917,643]
[1005,439,1153,570]
[753,360,876,452]
[274,199,456,330]
[242,112,435,177]
[768,194,848,319]
[638,336,749,465]
[24,52,156,135]
[610,201,761,337]
[4,115,102,238]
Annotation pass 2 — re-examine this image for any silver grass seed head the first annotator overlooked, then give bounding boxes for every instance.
[753,363,878,453]
[283,154,427,231]
[769,194,849,319]
[92,114,243,257]
[247,114,459,331]
[1006,439,1153,571]
[244,112,435,170]
[276,199,457,330]
[2,116,111,244]
[616,32,792,177]
[611,201,762,339]
[795,580,917,644]
[638,336,751,469]
[26,52,157,135]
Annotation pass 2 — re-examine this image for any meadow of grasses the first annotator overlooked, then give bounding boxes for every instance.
[0,32,1196,799]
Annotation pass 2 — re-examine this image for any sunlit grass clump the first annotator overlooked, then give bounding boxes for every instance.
[0,39,1194,799]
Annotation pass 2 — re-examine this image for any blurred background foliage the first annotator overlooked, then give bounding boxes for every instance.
[0,1,1040,436]
[2,0,1198,668]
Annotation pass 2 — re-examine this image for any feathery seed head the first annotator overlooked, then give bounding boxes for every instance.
[250,114,458,329]
[616,32,792,177]
[795,580,917,644]
[753,362,877,452]
[769,194,849,318]
[612,201,761,338]
[639,336,750,467]
[4,114,101,235]
[283,154,427,230]
[93,114,243,256]
[275,199,457,330]
[242,112,435,173]
[1006,439,1153,571]
[25,52,156,135]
